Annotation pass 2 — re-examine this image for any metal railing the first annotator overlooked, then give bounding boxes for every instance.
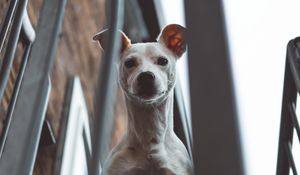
[0,0,28,100]
[0,0,34,156]
[276,37,300,175]
[0,0,67,174]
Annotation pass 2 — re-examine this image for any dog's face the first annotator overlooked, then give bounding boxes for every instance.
[119,42,176,103]
[94,24,186,104]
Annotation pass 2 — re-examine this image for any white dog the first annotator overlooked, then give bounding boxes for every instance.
[93,24,193,175]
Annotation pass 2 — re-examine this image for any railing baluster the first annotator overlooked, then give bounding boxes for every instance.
[0,0,28,101]
[186,0,244,174]
[289,102,300,143]
[90,0,124,174]
[0,0,19,52]
[285,142,298,175]
[0,43,31,157]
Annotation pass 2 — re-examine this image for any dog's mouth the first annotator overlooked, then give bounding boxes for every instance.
[137,86,157,99]
[131,89,167,103]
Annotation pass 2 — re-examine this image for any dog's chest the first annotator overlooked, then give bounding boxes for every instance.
[123,154,176,175]
[123,166,175,175]
[121,143,181,174]
[105,138,191,175]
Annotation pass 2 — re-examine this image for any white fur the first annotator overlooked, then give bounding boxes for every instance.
[101,34,192,175]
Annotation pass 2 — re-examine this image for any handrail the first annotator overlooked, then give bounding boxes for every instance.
[90,0,124,174]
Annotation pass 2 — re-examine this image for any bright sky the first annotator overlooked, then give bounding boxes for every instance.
[224,1,300,174]
[161,0,300,175]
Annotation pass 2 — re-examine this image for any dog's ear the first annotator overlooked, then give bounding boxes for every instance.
[93,29,131,53]
[158,24,186,58]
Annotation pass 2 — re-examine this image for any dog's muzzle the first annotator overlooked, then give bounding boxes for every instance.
[137,71,157,98]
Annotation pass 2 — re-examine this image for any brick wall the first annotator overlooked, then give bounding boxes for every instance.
[0,0,127,174]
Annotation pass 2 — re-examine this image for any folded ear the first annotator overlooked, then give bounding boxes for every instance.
[93,29,131,53]
[157,24,186,58]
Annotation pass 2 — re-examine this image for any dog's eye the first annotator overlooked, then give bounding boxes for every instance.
[124,59,136,68]
[157,57,168,66]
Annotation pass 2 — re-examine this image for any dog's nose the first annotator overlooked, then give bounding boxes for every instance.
[137,71,155,84]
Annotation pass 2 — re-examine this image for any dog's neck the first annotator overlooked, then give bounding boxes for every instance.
[125,90,174,148]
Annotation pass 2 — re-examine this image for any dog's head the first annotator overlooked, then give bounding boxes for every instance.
[93,24,186,104]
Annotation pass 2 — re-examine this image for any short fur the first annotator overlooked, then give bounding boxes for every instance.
[94,24,193,175]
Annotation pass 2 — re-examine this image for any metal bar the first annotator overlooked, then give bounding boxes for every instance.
[276,41,297,175]
[0,0,67,174]
[0,8,36,158]
[0,0,28,101]
[39,120,56,146]
[289,102,300,143]
[90,0,124,174]
[0,0,19,52]
[185,0,244,174]
[53,77,74,175]
[0,43,31,157]
[124,0,149,41]
[83,129,92,175]
[136,0,160,42]
[287,37,300,93]
[174,85,193,158]
[21,9,36,43]
[285,142,298,175]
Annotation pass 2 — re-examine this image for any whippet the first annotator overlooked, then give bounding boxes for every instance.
[93,24,193,175]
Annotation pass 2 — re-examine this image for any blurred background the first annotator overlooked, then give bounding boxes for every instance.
[0,0,300,175]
